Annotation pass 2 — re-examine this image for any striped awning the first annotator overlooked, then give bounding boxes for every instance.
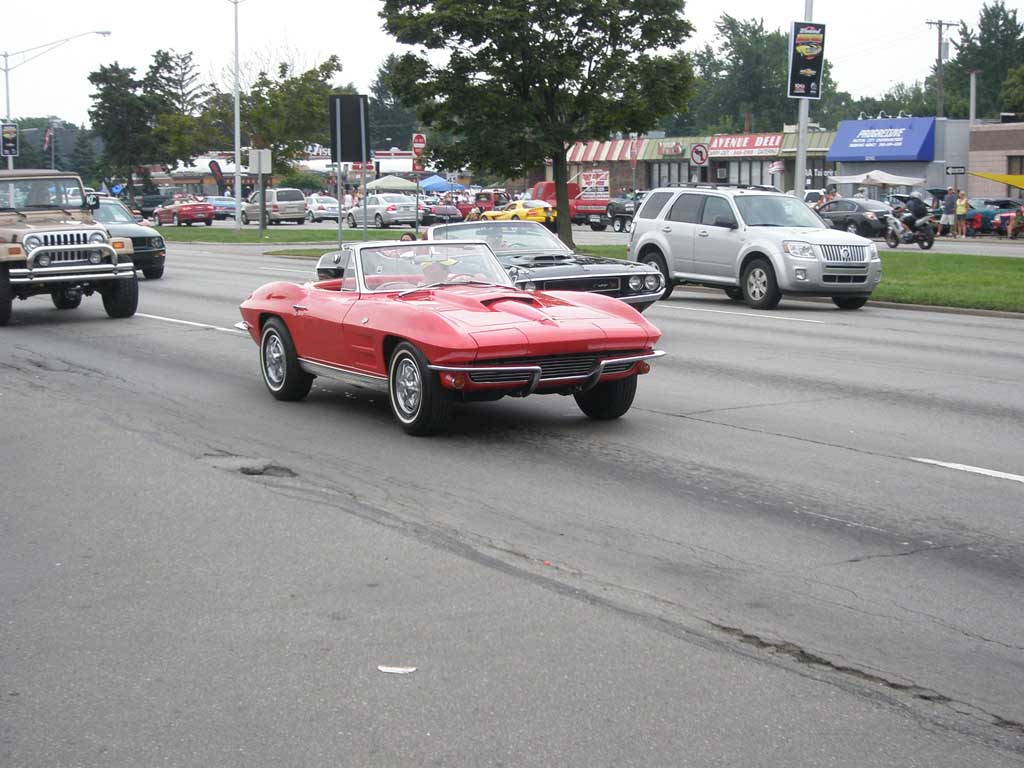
[566,138,649,164]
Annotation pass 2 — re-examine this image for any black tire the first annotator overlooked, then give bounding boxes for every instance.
[306,210,315,222]
[741,257,781,310]
[388,341,453,435]
[845,221,858,234]
[101,274,139,318]
[204,219,213,226]
[241,211,250,225]
[375,214,387,229]
[723,287,743,301]
[142,265,164,280]
[612,217,625,233]
[259,317,314,401]
[918,230,934,250]
[0,265,12,326]
[347,213,357,228]
[832,296,869,310]
[638,250,673,300]
[51,289,82,310]
[885,230,899,248]
[590,223,607,231]
[574,374,638,420]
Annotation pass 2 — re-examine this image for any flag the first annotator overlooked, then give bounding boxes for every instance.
[43,127,53,151]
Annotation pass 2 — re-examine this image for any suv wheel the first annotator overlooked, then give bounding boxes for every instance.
[638,250,673,300]
[741,258,781,310]
[832,296,869,310]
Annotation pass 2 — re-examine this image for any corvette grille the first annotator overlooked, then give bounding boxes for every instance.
[468,350,644,383]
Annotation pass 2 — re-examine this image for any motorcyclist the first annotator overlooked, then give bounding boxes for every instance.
[902,191,929,234]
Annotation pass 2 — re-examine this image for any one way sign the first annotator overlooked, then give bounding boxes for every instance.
[946,166,966,175]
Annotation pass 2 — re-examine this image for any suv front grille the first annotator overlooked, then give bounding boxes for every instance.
[469,350,644,383]
[820,245,867,263]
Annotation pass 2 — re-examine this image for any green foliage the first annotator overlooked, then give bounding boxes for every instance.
[370,54,419,151]
[1000,64,1024,112]
[943,1,1024,118]
[144,50,209,115]
[381,0,694,244]
[276,169,326,192]
[87,63,158,195]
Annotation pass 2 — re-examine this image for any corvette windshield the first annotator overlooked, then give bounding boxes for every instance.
[358,242,513,293]
[734,195,826,228]
[431,221,571,254]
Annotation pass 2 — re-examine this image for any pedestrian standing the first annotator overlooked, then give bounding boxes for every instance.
[940,187,957,237]
[955,191,969,238]
[343,189,353,209]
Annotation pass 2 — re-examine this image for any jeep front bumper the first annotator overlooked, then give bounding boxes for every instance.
[8,244,135,285]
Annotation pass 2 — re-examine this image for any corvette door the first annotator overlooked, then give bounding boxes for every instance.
[292,250,359,366]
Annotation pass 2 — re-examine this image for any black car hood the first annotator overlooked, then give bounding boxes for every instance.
[497,250,652,278]
[102,221,161,239]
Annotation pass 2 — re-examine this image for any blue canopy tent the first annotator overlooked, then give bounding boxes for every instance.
[419,174,464,193]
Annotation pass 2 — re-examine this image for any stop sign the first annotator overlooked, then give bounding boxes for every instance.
[412,133,427,156]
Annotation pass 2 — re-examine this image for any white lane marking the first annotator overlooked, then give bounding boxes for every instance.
[909,457,1024,485]
[654,303,826,324]
[136,313,246,335]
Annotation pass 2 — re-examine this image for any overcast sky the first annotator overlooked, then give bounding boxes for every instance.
[4,0,1007,132]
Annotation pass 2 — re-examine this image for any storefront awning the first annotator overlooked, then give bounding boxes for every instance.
[829,170,926,186]
[566,138,649,164]
[968,171,1024,190]
[827,118,935,163]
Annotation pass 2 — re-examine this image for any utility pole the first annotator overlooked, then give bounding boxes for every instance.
[793,0,814,200]
[926,20,958,118]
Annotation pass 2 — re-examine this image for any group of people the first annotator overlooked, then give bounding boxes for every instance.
[938,186,972,238]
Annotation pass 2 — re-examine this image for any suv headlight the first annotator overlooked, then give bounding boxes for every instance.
[89,231,107,244]
[783,241,816,260]
[867,243,880,261]
[23,234,41,253]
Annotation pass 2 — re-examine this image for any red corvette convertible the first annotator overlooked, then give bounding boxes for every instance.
[237,240,664,435]
[153,196,215,227]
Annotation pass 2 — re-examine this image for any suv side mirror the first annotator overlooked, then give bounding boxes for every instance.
[85,193,100,210]
[713,216,737,229]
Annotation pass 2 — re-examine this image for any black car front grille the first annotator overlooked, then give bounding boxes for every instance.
[468,350,644,383]
[538,277,621,294]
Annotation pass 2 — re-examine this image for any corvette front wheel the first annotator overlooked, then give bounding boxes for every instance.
[260,317,313,401]
[389,342,453,436]
[574,374,637,420]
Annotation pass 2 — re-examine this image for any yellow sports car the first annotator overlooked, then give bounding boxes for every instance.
[481,199,557,224]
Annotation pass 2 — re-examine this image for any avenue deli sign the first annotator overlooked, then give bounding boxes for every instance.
[708,134,783,158]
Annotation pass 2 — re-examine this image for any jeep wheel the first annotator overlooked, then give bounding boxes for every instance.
[723,287,743,301]
[143,265,164,280]
[638,250,673,300]
[388,342,453,436]
[51,289,82,310]
[832,296,869,310]
[101,274,139,319]
[741,258,781,310]
[574,374,637,420]
[260,317,314,401]
[0,265,12,326]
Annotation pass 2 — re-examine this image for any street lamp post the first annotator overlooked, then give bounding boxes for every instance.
[229,0,244,232]
[2,30,111,170]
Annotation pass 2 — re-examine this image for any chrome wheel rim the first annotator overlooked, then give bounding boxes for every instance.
[747,268,767,300]
[262,332,286,389]
[393,356,421,419]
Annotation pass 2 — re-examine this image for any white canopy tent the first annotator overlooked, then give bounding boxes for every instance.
[365,175,419,193]
[828,170,926,187]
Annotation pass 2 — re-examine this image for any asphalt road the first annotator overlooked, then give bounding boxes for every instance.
[2,248,1023,766]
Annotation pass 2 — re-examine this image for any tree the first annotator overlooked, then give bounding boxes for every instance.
[943,1,1024,118]
[144,50,208,116]
[369,54,419,150]
[1001,63,1024,112]
[88,63,158,199]
[381,0,694,246]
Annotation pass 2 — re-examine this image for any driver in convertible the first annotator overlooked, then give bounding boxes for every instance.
[420,257,457,285]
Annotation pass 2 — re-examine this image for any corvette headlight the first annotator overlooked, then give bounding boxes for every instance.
[783,241,816,260]
[23,234,41,253]
[523,281,537,291]
[89,231,107,245]
[644,274,661,291]
[628,275,644,291]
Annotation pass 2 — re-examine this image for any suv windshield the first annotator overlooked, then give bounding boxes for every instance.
[276,189,304,202]
[735,195,825,228]
[0,176,86,210]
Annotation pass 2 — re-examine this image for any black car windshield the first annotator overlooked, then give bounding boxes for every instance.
[431,221,571,255]
[0,176,85,210]
[735,195,826,228]
[94,200,137,224]
[359,242,513,293]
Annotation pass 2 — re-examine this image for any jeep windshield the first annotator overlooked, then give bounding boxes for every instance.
[0,177,86,211]
[735,195,826,229]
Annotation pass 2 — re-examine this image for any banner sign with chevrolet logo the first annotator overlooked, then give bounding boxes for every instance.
[787,22,826,100]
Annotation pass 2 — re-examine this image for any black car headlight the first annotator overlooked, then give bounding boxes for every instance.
[153,237,164,248]
[628,275,644,291]
[644,274,661,291]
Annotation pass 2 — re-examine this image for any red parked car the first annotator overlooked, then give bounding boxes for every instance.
[153,195,215,227]
[237,240,664,435]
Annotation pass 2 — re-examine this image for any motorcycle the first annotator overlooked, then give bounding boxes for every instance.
[885,212,935,250]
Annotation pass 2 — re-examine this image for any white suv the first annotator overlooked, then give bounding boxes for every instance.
[627,185,882,310]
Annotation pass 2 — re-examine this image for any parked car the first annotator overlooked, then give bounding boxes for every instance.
[93,197,166,280]
[418,200,463,225]
[967,198,1022,233]
[481,199,556,226]
[627,183,881,310]
[815,198,891,238]
[153,196,215,227]
[205,195,238,220]
[601,191,648,232]
[0,169,138,326]
[137,193,171,217]
[306,194,340,223]
[419,220,664,311]
[345,194,417,228]
[241,188,307,225]
[238,239,664,435]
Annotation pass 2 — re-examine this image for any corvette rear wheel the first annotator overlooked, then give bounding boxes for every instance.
[260,317,313,401]
[389,342,452,436]
[574,374,637,420]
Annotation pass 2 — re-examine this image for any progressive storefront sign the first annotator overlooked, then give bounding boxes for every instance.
[827,118,936,162]
[708,134,783,158]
